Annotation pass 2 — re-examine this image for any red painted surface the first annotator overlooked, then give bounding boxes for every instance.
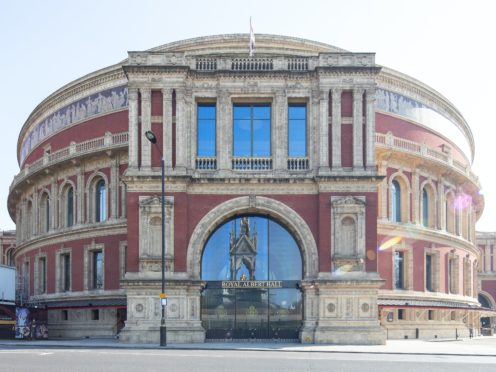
[151,90,163,116]
[341,91,353,117]
[22,111,128,168]
[18,234,126,295]
[341,124,353,167]
[376,112,468,164]
[151,123,163,168]
[481,280,496,303]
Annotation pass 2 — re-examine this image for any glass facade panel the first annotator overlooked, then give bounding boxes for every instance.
[425,254,433,291]
[67,187,74,227]
[288,105,307,157]
[233,105,271,157]
[96,180,106,222]
[392,180,401,222]
[201,216,302,340]
[93,250,103,289]
[394,251,404,289]
[197,105,216,157]
[422,188,428,227]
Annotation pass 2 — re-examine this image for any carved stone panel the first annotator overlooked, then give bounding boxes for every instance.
[331,196,366,271]
[138,195,175,272]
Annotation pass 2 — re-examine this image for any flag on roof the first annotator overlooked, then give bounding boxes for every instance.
[249,17,255,57]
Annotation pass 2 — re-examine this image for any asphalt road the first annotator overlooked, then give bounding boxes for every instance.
[1,348,496,372]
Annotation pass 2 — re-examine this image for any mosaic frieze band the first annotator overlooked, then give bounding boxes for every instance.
[21,85,128,164]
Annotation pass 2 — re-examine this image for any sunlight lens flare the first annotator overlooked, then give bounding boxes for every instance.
[378,236,402,251]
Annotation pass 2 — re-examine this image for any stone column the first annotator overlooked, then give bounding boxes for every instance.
[175,88,187,173]
[365,88,376,169]
[128,88,139,169]
[378,161,388,220]
[140,88,151,170]
[353,88,364,169]
[110,158,119,220]
[412,170,420,225]
[32,190,39,236]
[76,166,84,224]
[331,89,342,169]
[274,90,287,172]
[162,89,173,170]
[218,91,231,173]
[318,89,330,174]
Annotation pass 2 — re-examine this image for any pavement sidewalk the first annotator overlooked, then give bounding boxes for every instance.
[1,336,496,356]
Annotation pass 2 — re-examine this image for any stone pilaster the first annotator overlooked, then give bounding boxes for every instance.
[331,89,342,169]
[437,178,445,230]
[353,89,364,169]
[162,89,173,170]
[318,89,330,174]
[128,88,139,169]
[274,90,287,172]
[412,170,420,225]
[378,161,388,220]
[32,190,39,236]
[300,283,318,343]
[110,158,119,220]
[218,91,231,173]
[485,246,491,272]
[175,88,187,173]
[50,177,57,230]
[76,166,84,225]
[140,88,151,170]
[365,88,376,169]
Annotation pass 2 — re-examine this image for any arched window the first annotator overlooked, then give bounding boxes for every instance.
[422,188,429,227]
[95,180,106,222]
[67,187,74,227]
[391,180,401,222]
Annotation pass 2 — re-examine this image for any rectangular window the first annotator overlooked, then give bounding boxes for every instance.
[288,105,307,157]
[91,309,100,321]
[394,251,404,289]
[197,104,216,157]
[425,254,433,291]
[62,254,71,292]
[23,261,30,297]
[428,310,434,320]
[398,309,405,320]
[92,250,103,289]
[61,310,68,321]
[39,257,46,294]
[233,105,271,157]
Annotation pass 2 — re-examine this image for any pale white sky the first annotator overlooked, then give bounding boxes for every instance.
[0,0,495,231]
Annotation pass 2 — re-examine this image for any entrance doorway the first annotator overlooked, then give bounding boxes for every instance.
[200,216,303,341]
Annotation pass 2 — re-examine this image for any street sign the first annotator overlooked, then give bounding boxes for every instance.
[159,293,167,299]
[161,298,168,306]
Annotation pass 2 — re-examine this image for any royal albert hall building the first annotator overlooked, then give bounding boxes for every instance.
[8,34,485,344]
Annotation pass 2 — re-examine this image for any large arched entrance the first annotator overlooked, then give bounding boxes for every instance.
[200,215,303,341]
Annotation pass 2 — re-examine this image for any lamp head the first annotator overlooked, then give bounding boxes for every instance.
[145,130,157,144]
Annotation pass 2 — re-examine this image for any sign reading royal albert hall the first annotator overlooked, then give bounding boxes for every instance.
[221,280,283,289]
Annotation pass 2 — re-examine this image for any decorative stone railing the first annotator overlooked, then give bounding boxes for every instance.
[11,132,128,190]
[195,157,217,170]
[232,157,272,170]
[287,157,309,170]
[128,52,376,71]
[376,132,479,186]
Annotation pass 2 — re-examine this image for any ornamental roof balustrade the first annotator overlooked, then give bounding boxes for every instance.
[127,51,376,71]
[376,132,480,187]
[10,131,128,192]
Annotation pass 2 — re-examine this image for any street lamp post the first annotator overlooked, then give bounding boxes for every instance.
[145,130,167,347]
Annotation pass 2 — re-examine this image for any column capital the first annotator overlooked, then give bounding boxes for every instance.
[331,89,342,101]
[353,88,365,100]
[139,87,151,101]
[128,87,139,100]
